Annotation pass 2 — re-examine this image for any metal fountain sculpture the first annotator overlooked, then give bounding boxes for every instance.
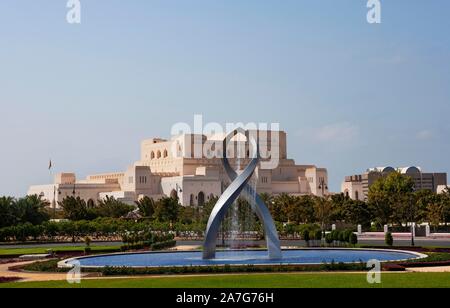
[203,128,282,260]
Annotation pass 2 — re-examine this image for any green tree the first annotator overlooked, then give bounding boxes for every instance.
[96,196,134,218]
[313,196,333,236]
[135,196,155,218]
[329,193,347,222]
[0,196,50,227]
[16,195,50,225]
[59,196,89,221]
[201,196,218,224]
[423,193,444,231]
[178,206,199,224]
[296,195,315,223]
[154,197,180,224]
[398,192,423,246]
[342,199,372,228]
[368,172,415,228]
[259,193,273,207]
[442,187,450,225]
[271,193,292,223]
[0,196,17,228]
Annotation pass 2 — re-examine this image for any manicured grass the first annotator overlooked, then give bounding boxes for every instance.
[0,246,121,256]
[1,272,450,288]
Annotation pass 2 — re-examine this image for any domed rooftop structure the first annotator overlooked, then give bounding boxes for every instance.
[367,166,396,173]
[399,166,422,175]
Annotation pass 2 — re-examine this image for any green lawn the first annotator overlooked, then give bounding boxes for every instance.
[0,245,121,256]
[1,272,450,288]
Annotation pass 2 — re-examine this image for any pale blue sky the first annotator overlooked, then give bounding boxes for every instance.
[0,0,449,196]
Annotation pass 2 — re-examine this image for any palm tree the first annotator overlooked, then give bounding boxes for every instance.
[135,196,156,218]
[0,196,16,228]
[97,196,134,218]
[15,195,50,225]
[259,193,273,207]
[313,196,332,237]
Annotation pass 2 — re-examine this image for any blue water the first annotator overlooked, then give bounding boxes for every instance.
[67,249,420,268]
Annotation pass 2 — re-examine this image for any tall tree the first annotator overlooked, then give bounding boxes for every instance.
[135,196,155,218]
[343,199,372,228]
[59,196,89,221]
[313,196,333,235]
[329,193,347,222]
[368,172,415,228]
[295,195,315,223]
[154,197,180,224]
[270,194,289,222]
[96,196,134,218]
[16,195,50,225]
[0,196,16,228]
[442,187,450,225]
[426,194,444,232]
[414,189,437,229]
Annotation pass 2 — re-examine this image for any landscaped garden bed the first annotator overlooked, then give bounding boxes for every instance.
[0,277,22,284]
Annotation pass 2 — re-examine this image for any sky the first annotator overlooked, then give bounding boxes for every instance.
[0,0,449,197]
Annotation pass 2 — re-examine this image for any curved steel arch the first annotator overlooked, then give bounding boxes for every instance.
[202,129,282,260]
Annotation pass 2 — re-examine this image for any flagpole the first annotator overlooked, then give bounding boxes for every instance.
[49,159,56,219]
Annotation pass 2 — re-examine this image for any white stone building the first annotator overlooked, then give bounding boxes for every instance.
[341,166,448,201]
[28,130,328,207]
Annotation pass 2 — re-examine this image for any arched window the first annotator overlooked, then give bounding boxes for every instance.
[190,194,195,206]
[198,191,205,207]
[163,149,168,158]
[150,151,155,160]
[355,191,359,201]
[157,150,162,159]
[345,190,349,198]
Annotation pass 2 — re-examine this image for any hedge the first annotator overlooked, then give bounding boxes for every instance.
[100,261,368,276]
[151,240,177,251]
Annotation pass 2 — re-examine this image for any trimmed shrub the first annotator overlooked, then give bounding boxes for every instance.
[338,231,346,244]
[151,240,176,251]
[314,230,322,241]
[302,229,310,246]
[325,233,333,246]
[349,233,358,246]
[100,262,369,276]
[385,232,394,247]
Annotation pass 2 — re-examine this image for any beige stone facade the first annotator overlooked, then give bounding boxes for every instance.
[341,166,448,201]
[28,130,328,207]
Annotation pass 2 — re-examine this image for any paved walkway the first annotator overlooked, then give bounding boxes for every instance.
[0,261,70,282]
[406,266,450,273]
[174,245,201,251]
